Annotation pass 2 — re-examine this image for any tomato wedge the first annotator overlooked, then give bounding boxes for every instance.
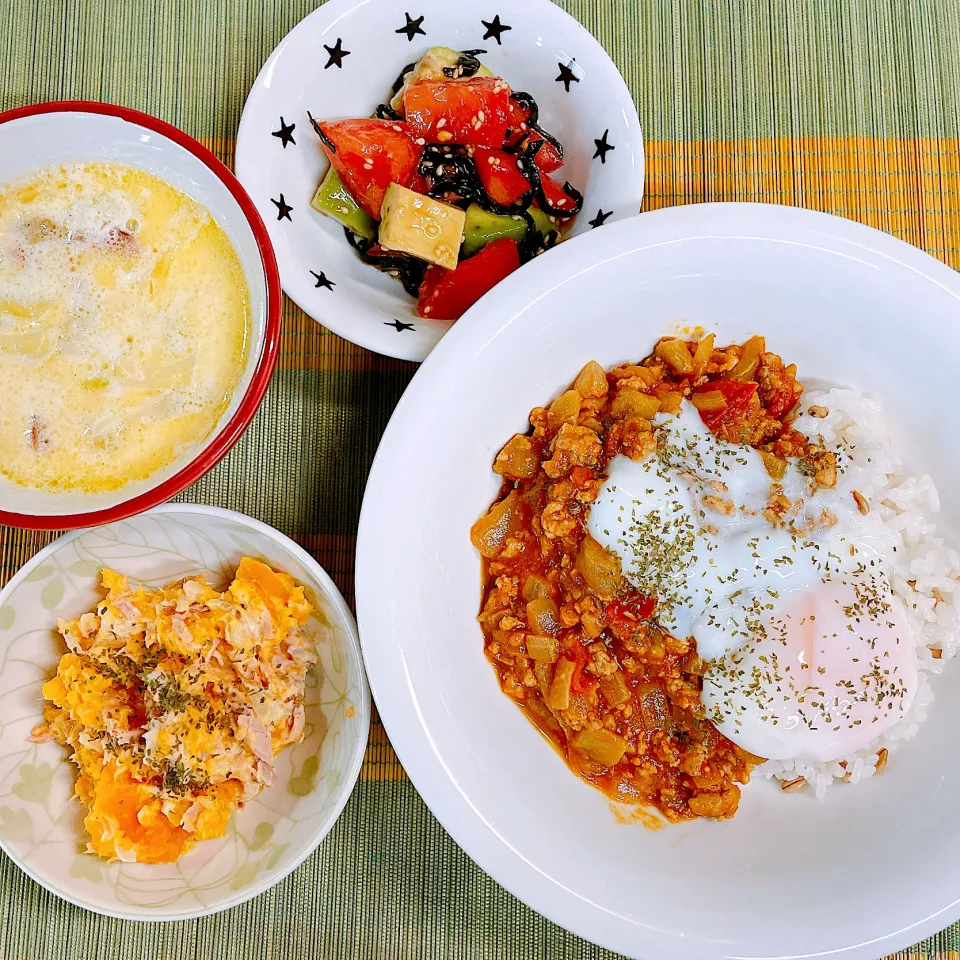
[694,380,759,433]
[538,174,579,217]
[504,97,530,147]
[404,77,511,148]
[473,148,531,207]
[315,118,422,220]
[417,237,521,321]
[525,136,563,173]
[503,96,562,169]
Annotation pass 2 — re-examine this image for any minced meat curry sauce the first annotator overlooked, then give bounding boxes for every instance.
[471,336,834,821]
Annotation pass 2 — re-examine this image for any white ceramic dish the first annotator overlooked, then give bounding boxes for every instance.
[0,504,369,920]
[356,203,960,960]
[0,102,281,531]
[236,0,644,361]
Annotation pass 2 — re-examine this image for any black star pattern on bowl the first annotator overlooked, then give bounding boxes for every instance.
[271,117,296,148]
[593,129,615,163]
[588,208,612,228]
[324,38,350,69]
[396,13,426,41]
[271,194,293,221]
[481,15,511,44]
[246,14,643,358]
[555,60,579,92]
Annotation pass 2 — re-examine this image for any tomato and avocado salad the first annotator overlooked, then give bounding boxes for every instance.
[308,46,583,321]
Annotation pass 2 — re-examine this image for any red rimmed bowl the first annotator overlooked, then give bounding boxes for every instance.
[0,102,281,530]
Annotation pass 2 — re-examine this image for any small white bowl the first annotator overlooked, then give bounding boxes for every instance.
[0,504,369,920]
[236,0,644,361]
[356,204,960,959]
[0,102,281,531]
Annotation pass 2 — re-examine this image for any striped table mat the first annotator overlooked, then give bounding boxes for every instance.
[1,1,959,957]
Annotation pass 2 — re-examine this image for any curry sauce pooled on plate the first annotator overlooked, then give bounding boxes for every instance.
[0,162,250,493]
[472,335,928,821]
[32,558,317,864]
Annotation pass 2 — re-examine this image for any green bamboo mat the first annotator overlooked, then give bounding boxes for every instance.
[2,1,960,957]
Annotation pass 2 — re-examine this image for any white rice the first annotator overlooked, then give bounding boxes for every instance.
[759,386,959,798]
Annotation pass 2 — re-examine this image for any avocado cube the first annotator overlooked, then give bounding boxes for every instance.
[462,203,557,256]
[414,46,495,81]
[378,183,465,270]
[311,166,377,241]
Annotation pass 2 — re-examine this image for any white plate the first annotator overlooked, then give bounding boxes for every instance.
[356,203,960,959]
[0,504,369,920]
[236,0,644,361]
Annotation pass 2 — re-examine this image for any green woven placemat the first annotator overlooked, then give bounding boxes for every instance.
[1,1,959,957]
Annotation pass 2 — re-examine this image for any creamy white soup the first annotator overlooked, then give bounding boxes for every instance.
[0,162,250,493]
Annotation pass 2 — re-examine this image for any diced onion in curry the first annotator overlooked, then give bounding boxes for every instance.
[573,360,609,398]
[526,598,562,636]
[727,334,766,381]
[470,490,525,558]
[691,389,727,412]
[526,635,560,662]
[691,332,715,378]
[610,388,661,420]
[654,337,693,375]
[573,728,628,767]
[575,535,623,598]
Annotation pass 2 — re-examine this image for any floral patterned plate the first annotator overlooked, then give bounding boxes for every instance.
[0,504,369,920]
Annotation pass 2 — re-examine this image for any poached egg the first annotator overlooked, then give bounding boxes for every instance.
[587,402,917,763]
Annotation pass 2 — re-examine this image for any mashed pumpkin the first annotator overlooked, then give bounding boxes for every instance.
[32,558,317,864]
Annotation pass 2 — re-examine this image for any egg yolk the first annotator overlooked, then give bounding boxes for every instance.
[702,578,918,762]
